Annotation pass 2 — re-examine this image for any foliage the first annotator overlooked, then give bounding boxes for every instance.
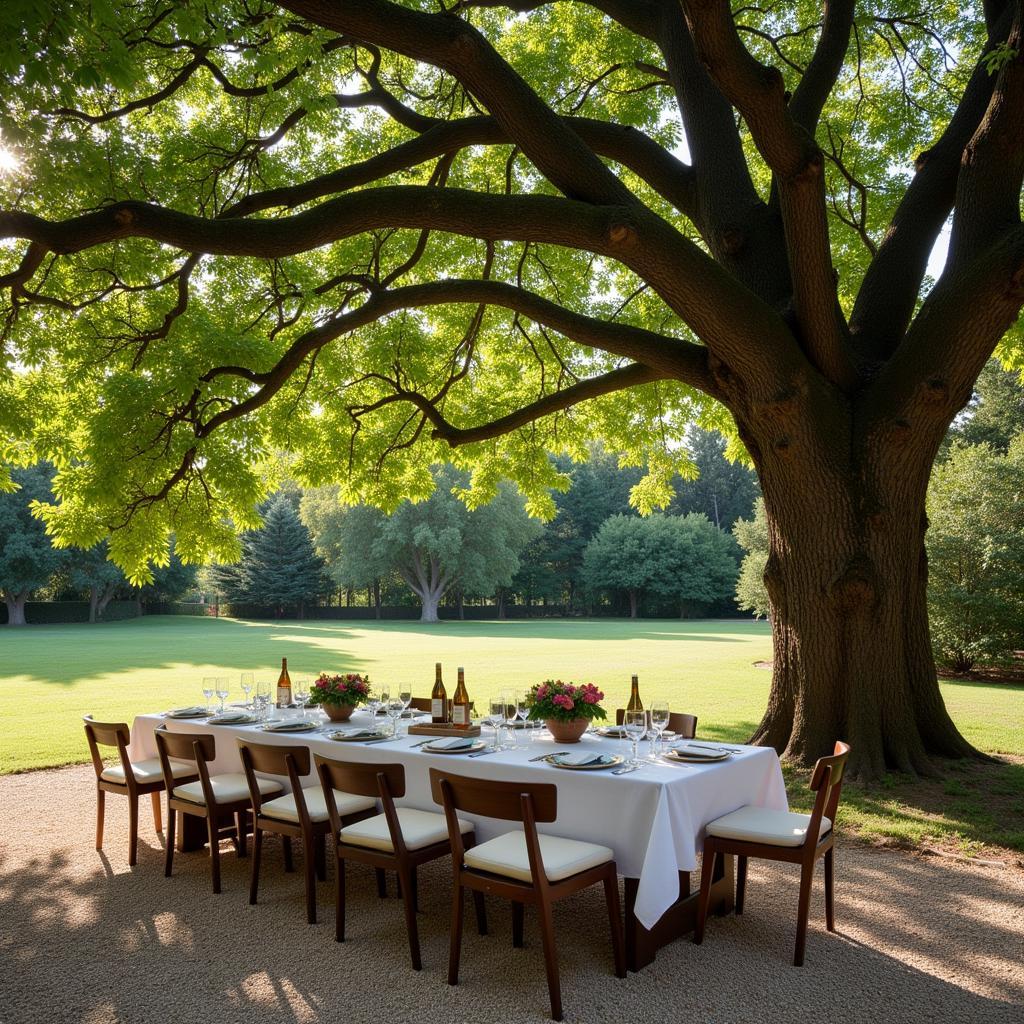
[138,544,199,603]
[581,512,737,615]
[943,359,1024,456]
[668,428,760,530]
[68,539,125,620]
[926,437,1024,672]
[307,672,370,708]
[525,679,607,723]
[733,499,770,619]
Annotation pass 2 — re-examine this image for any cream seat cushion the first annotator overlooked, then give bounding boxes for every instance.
[340,807,472,852]
[173,773,281,806]
[464,830,613,883]
[101,757,194,784]
[705,805,832,848]
[260,786,376,824]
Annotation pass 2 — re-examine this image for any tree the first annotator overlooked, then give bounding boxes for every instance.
[669,428,760,530]
[3,3,1024,774]
[582,514,660,617]
[944,359,1024,455]
[69,541,126,623]
[926,437,1024,672]
[321,465,538,621]
[733,499,770,620]
[0,464,65,626]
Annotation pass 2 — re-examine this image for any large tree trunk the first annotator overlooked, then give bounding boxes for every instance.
[89,587,99,623]
[746,411,978,780]
[4,591,28,626]
[627,588,640,619]
[419,588,442,622]
[373,579,381,619]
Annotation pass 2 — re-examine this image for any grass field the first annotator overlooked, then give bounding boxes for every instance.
[2,615,1021,856]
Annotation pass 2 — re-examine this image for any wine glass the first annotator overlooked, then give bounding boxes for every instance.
[486,697,506,751]
[376,687,390,733]
[240,672,254,708]
[623,709,646,767]
[295,680,310,721]
[255,681,271,720]
[650,702,670,760]
[202,677,216,713]
[399,689,413,730]
[386,695,404,737]
[516,691,530,743]
[504,691,520,748]
[215,677,230,714]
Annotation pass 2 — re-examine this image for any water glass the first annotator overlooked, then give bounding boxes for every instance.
[240,672,254,708]
[215,677,230,714]
[623,710,646,767]
[295,681,310,721]
[504,692,520,748]
[650,702,670,760]
[386,696,404,737]
[255,681,271,720]
[487,698,505,751]
[202,677,216,713]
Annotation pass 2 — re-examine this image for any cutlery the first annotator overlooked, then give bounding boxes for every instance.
[611,765,640,775]
[409,739,434,748]
[688,741,743,753]
[467,749,499,758]
[530,751,568,761]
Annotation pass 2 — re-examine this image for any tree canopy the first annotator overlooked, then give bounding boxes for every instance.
[733,497,769,620]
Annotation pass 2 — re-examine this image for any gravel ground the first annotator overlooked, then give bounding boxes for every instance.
[1,765,1022,1024]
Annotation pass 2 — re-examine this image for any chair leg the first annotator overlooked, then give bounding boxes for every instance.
[236,812,247,858]
[95,789,105,851]
[335,855,346,942]
[315,834,327,881]
[603,872,627,979]
[282,835,294,872]
[164,809,176,878]
[736,855,748,915]
[128,794,140,867]
[512,901,524,948]
[375,867,387,898]
[399,867,422,970]
[537,896,563,1022]
[410,867,419,914]
[693,848,718,945]
[473,891,488,936]
[249,827,263,906]
[448,884,465,986]
[303,838,318,925]
[151,791,163,833]
[793,861,814,967]
[824,848,835,932]
[208,816,222,894]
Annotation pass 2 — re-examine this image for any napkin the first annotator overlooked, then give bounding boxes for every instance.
[341,729,384,740]
[207,711,251,724]
[263,720,311,732]
[166,706,207,718]
[556,750,605,766]
[430,736,476,750]
[669,743,720,759]
[600,726,627,737]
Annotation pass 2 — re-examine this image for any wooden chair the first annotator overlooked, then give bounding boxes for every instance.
[314,754,483,970]
[237,739,377,924]
[83,715,198,866]
[155,727,283,894]
[615,708,698,738]
[694,741,851,966]
[430,768,626,1022]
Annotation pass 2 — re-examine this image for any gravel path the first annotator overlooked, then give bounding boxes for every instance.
[1,766,1021,1024]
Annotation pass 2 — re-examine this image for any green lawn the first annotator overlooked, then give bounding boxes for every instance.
[2,615,1021,855]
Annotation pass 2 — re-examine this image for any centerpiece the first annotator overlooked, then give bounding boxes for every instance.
[526,680,607,743]
[307,672,371,722]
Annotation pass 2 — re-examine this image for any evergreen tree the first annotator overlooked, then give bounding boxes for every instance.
[943,359,1024,456]
[669,428,760,530]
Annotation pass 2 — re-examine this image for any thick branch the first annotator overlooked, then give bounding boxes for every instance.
[788,0,856,134]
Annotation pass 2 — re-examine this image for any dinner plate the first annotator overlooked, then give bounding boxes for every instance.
[326,730,390,742]
[260,720,319,733]
[548,752,624,771]
[206,712,257,725]
[596,727,629,739]
[164,708,209,719]
[663,747,730,764]
[422,740,487,754]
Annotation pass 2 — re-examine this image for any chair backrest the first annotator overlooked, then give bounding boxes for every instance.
[237,739,311,821]
[430,769,558,888]
[409,697,432,712]
[83,715,132,783]
[806,741,851,846]
[155,727,217,803]
[615,708,698,738]
[314,755,402,850]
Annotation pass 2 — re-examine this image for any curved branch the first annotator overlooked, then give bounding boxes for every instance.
[788,0,855,134]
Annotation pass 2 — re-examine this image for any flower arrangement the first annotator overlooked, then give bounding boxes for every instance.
[307,672,371,708]
[526,680,607,723]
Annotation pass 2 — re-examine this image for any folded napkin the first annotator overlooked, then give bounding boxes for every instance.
[207,711,251,724]
[263,720,312,732]
[669,743,720,759]
[166,706,208,718]
[600,726,627,737]
[340,729,384,740]
[556,750,605,766]
[429,736,476,750]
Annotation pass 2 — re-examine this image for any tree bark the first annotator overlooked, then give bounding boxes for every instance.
[89,588,99,624]
[745,403,978,779]
[627,588,640,619]
[419,587,442,622]
[4,591,29,626]
[373,579,381,619]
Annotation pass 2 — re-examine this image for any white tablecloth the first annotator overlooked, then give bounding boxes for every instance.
[130,711,787,929]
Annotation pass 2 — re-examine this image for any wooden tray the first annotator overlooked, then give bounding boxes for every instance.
[408,723,482,738]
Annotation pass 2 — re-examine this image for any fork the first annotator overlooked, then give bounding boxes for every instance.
[529,751,569,762]
[611,765,640,775]
[467,748,499,758]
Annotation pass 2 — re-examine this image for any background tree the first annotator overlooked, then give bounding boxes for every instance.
[69,541,126,623]
[943,359,1024,455]
[733,499,771,620]
[669,428,760,530]
[582,514,663,617]
[926,437,1024,672]
[0,464,66,626]
[4,2,1024,774]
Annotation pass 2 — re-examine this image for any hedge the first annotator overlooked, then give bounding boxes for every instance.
[0,600,142,625]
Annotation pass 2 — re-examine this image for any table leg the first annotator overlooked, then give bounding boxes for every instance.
[625,854,735,972]
[177,812,208,852]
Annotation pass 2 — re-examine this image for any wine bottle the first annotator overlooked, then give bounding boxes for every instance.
[276,657,292,708]
[452,667,470,729]
[431,662,448,723]
[626,674,643,712]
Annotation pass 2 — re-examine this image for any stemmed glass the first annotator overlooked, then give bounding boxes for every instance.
[255,681,271,720]
[516,692,530,742]
[202,677,216,713]
[295,680,310,721]
[623,709,647,768]
[504,691,520,748]
[386,694,404,737]
[649,702,670,760]
[376,688,390,734]
[240,672,254,709]
[399,689,413,731]
[215,677,230,714]
[486,697,506,751]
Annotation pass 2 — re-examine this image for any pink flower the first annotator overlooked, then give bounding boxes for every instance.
[552,693,574,711]
[339,682,347,690]
[536,685,548,700]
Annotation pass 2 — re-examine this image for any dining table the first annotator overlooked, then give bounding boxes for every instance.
[129,708,788,971]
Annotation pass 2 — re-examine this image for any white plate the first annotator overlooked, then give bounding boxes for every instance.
[327,730,389,742]
[548,752,624,771]
[663,747,730,764]
[260,721,318,733]
[423,741,487,755]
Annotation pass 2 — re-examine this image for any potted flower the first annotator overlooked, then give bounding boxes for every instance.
[307,673,371,722]
[526,680,607,743]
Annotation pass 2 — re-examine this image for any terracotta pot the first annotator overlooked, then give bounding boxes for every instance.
[322,703,356,722]
[545,718,589,743]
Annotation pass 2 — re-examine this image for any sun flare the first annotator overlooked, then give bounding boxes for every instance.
[0,147,21,174]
